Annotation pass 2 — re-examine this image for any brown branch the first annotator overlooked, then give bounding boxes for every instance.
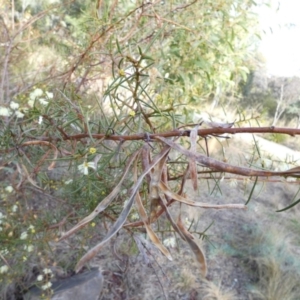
[15,126,300,141]
[156,136,300,178]
[1,126,300,154]
[17,141,58,170]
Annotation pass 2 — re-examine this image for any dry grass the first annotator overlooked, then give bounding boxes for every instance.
[199,279,238,300]
[173,266,197,291]
[251,257,300,300]
[248,217,300,300]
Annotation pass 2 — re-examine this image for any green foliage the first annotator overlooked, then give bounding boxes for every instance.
[1,0,260,107]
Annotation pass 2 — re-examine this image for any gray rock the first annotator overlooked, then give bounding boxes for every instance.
[24,268,103,300]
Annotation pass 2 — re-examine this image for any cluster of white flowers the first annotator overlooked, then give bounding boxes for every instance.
[0,88,53,119]
[1,247,8,256]
[11,204,18,212]
[20,224,35,240]
[0,101,24,118]
[28,88,53,108]
[37,268,54,290]
[0,106,12,117]
[24,244,34,252]
[130,212,139,221]
[41,281,52,290]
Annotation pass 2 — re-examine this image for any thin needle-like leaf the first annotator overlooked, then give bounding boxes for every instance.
[276,198,300,212]
[245,176,258,205]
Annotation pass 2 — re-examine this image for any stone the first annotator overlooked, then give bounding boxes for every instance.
[24,268,103,300]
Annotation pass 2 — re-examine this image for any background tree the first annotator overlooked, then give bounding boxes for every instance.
[268,76,300,126]
[240,64,300,127]
[1,0,260,108]
[285,102,300,128]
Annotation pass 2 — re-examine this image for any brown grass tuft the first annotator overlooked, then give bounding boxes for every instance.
[251,257,300,300]
[199,279,238,300]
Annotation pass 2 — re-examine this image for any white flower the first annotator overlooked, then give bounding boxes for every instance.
[28,99,34,107]
[10,101,19,110]
[121,189,128,195]
[78,161,96,175]
[30,88,43,100]
[38,116,43,124]
[43,268,52,275]
[24,244,34,252]
[0,265,9,274]
[0,248,9,255]
[12,205,18,212]
[0,106,12,117]
[229,178,238,187]
[123,199,129,208]
[39,98,48,106]
[163,237,176,248]
[64,179,73,185]
[185,218,192,228]
[28,225,35,233]
[41,282,52,290]
[15,110,25,118]
[45,91,53,99]
[20,231,28,240]
[130,212,139,220]
[37,274,44,281]
[5,186,13,193]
